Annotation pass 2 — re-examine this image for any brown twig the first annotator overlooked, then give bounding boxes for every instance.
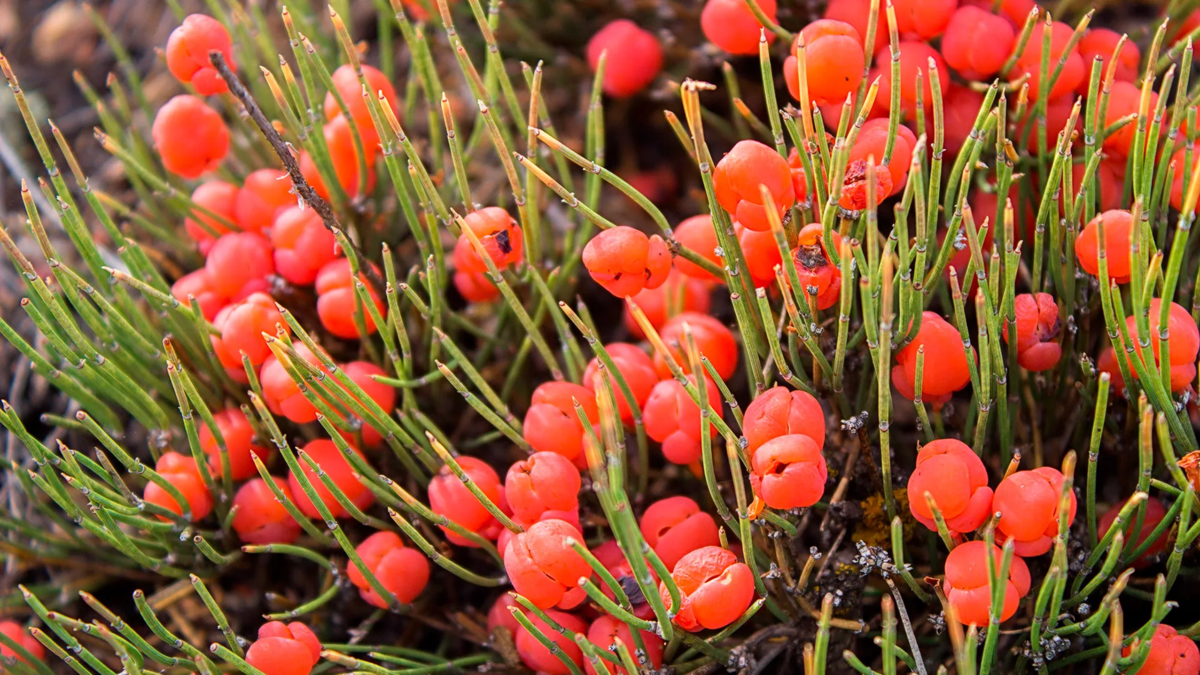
[207,50,385,296]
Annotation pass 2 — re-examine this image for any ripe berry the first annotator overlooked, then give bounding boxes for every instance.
[713,140,795,232]
[323,64,398,148]
[1076,209,1134,282]
[653,312,739,380]
[907,439,992,535]
[893,312,974,404]
[498,508,582,559]
[350,531,431,608]
[1171,146,1194,212]
[514,609,588,675]
[232,477,302,545]
[171,268,228,321]
[1099,497,1168,568]
[942,8,1014,81]
[1123,625,1200,675]
[165,15,235,95]
[315,259,386,339]
[487,594,521,635]
[523,382,599,468]
[672,215,722,282]
[300,115,377,200]
[245,621,321,675]
[640,496,720,571]
[453,207,524,273]
[743,386,826,453]
[591,540,659,619]
[1070,157,1125,214]
[152,95,229,178]
[993,467,1076,556]
[892,0,957,39]
[505,452,581,524]
[624,269,713,339]
[644,375,721,465]
[261,344,328,423]
[839,158,893,211]
[962,0,1034,26]
[783,21,865,106]
[585,616,664,675]
[581,343,658,424]
[1103,81,1156,158]
[144,451,214,521]
[943,540,1031,626]
[824,0,888,53]
[271,206,339,285]
[1097,346,1127,394]
[210,292,285,370]
[236,169,294,233]
[288,439,375,519]
[701,0,777,55]
[791,223,843,309]
[1116,299,1200,393]
[662,546,755,631]
[338,360,396,446]
[1013,21,1085,102]
[587,20,663,98]
[453,270,499,303]
[185,181,238,254]
[429,456,505,546]
[849,118,917,196]
[1004,293,1063,372]
[942,85,986,154]
[738,223,783,289]
[870,41,950,119]
[582,226,671,297]
[0,620,45,665]
[504,518,592,609]
[205,232,275,301]
[750,434,827,510]
[1077,28,1140,92]
[199,407,270,480]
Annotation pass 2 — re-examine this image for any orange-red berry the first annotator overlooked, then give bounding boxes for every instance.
[1123,625,1200,675]
[144,451,214,521]
[453,270,499,303]
[893,312,974,404]
[941,84,986,155]
[1076,209,1134,282]
[453,207,524,273]
[791,222,843,309]
[1077,28,1140,93]
[323,64,398,149]
[514,609,588,675]
[673,215,722,281]
[166,15,235,95]
[245,622,321,675]
[232,477,302,545]
[994,467,1076,556]
[237,169,294,233]
[701,0,777,55]
[350,531,431,608]
[653,312,739,380]
[640,496,720,571]
[429,456,505,546]
[941,6,1014,79]
[824,0,888,53]
[1103,81,1156,158]
[907,439,992,535]
[288,439,375,519]
[623,268,713,339]
[738,223,783,289]
[205,232,275,301]
[299,115,377,200]
[505,452,581,524]
[750,434,827,510]
[581,343,658,424]
[583,226,671,297]
[523,382,599,468]
[271,206,339,285]
[849,118,917,196]
[210,292,284,370]
[743,385,826,454]
[261,343,328,423]
[962,0,1034,26]
[713,140,796,232]
[153,95,229,178]
[171,268,228,321]
[870,41,950,119]
[0,621,45,666]
[1013,21,1085,102]
[1114,299,1200,393]
[504,519,592,609]
[339,360,396,446]
[783,21,865,106]
[943,540,1031,626]
[892,0,957,39]
[315,259,386,339]
[643,375,721,465]
[487,594,521,635]
[199,407,270,480]
[1004,293,1063,372]
[585,616,664,675]
[185,181,238,254]
[587,20,663,98]
[1099,497,1168,569]
[662,546,755,630]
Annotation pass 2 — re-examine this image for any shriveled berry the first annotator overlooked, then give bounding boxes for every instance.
[350,531,431,608]
[892,0,957,39]
[245,622,321,675]
[941,6,1014,79]
[653,312,739,380]
[1004,293,1063,372]
[587,20,663,98]
[1013,21,1085,102]
[1076,209,1134,282]
[0,621,45,666]
[524,382,599,467]
[271,206,338,285]
[200,407,270,480]
[701,0,777,55]
[1077,28,1140,92]
[232,477,302,545]
[1123,625,1200,675]
[893,312,974,404]
[943,540,1031,626]
[261,344,328,423]
[236,169,294,233]
[205,232,275,301]
[210,292,284,370]
[743,385,826,453]
[581,343,658,424]
[644,375,721,465]
[505,519,592,609]
[713,140,795,232]
[624,269,713,339]
[171,268,228,321]
[583,226,671,297]
[288,439,375,520]
[783,21,865,106]
[185,181,238,254]
[153,95,229,178]
[166,14,236,95]
[907,439,992,535]
[1112,299,1200,393]
[994,467,1076,556]
[323,64,398,148]
[454,207,524,273]
[790,222,843,309]
[673,215,722,281]
[315,259,386,339]
[144,451,213,521]
[506,452,581,524]
[429,456,505,546]
[839,158,893,211]
[585,616,664,675]
[662,546,755,630]
[514,609,588,675]
[640,496,720,571]
[750,434,827,509]
[1099,497,1168,569]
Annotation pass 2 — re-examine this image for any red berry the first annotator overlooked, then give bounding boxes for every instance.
[453,270,499,303]
[738,223,783,289]
[350,531,431,608]
[299,115,377,200]
[288,439,375,519]
[1114,299,1200,393]
[498,508,582,560]
[232,477,302,545]
[152,95,229,178]
[1123,625,1200,675]
[743,385,826,454]
[870,41,950,119]
[523,382,599,468]
[165,15,235,95]
[994,467,1076,556]
[893,312,974,404]
[144,451,214,521]
[824,0,888,53]
[323,64,398,149]
[643,375,721,465]
[315,259,386,339]
[672,215,722,282]
[185,181,238,254]
[271,206,339,285]
[943,540,1031,626]
[210,292,285,370]
[171,268,228,321]
[453,207,524,273]
[1103,81,1156,158]
[1077,28,1140,93]
[907,439,992,535]
[339,360,396,446]
[1099,497,1168,569]
[838,158,893,211]
[662,546,755,630]
[487,594,522,636]
[1013,21,1085,102]
[199,407,270,480]
[205,232,275,301]
[504,519,592,609]
[783,21,865,106]
[585,615,664,675]
[582,226,672,297]
[1097,346,1126,394]
[514,609,588,675]
[581,343,658,424]
[429,456,504,546]
[750,434,827,509]
[587,20,663,98]
[961,0,1033,26]
[505,452,582,524]
[849,118,917,196]
[623,269,713,339]
[653,312,739,380]
[1076,209,1134,282]
[1004,293,1063,372]
[237,169,294,233]
[701,0,777,55]
[261,343,328,423]
[892,0,957,40]
[640,496,720,571]
[713,140,795,232]
[1171,146,1193,212]
[941,84,986,155]
[246,622,321,675]
[0,621,45,665]
[790,222,843,309]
